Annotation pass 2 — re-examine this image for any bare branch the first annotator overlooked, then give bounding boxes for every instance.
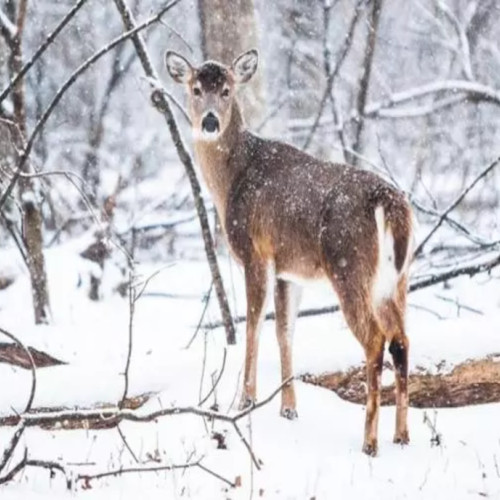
[414,156,500,256]
[76,460,199,484]
[0,449,27,486]
[0,423,26,474]
[303,0,364,150]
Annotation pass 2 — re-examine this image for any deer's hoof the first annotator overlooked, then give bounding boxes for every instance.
[393,431,410,445]
[280,407,298,420]
[362,441,378,457]
[238,396,255,411]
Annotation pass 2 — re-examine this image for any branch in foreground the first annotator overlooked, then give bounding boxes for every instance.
[112,0,236,345]
[0,378,290,486]
[1,376,292,428]
[0,453,236,490]
[203,251,500,330]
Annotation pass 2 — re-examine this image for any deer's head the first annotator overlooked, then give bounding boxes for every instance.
[165,49,258,141]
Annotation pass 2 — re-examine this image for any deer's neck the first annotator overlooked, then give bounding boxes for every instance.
[194,103,246,227]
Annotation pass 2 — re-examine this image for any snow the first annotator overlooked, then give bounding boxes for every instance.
[0,247,499,498]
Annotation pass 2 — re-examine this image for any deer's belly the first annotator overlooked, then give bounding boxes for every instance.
[274,247,328,285]
[276,269,329,286]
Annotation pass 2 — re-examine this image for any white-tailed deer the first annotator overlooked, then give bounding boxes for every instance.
[166,49,413,456]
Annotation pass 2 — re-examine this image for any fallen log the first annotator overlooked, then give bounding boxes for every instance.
[0,342,65,369]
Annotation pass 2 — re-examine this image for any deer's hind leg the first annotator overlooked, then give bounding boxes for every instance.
[239,256,269,410]
[330,278,386,456]
[274,278,302,419]
[378,277,410,445]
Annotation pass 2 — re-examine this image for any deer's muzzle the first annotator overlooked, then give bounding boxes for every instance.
[201,112,220,133]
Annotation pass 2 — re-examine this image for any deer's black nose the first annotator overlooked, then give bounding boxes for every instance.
[202,112,220,133]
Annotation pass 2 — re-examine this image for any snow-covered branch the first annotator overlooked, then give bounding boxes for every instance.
[434,1,474,80]
[362,79,500,119]
[292,79,500,133]
[370,94,467,119]
[1,375,292,428]
[0,8,16,42]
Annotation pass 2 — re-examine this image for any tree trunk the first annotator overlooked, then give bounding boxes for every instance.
[198,0,264,127]
[349,0,383,166]
[2,0,51,324]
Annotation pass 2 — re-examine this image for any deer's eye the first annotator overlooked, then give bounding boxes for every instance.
[193,87,201,97]
[221,88,230,98]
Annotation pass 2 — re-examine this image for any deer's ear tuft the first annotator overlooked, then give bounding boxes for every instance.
[165,51,193,83]
[231,49,258,84]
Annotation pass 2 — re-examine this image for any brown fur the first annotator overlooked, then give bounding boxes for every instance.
[168,55,413,455]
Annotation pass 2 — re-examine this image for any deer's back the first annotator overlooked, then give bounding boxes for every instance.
[225,133,410,281]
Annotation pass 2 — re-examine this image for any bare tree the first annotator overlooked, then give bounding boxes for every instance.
[0,0,50,324]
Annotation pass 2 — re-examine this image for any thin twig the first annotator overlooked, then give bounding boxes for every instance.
[233,421,261,470]
[117,425,139,463]
[303,0,364,150]
[76,460,199,483]
[120,267,136,408]
[185,281,213,349]
[196,462,236,488]
[199,347,227,406]
[0,326,36,412]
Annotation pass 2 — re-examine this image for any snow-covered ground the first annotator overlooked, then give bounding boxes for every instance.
[0,246,500,499]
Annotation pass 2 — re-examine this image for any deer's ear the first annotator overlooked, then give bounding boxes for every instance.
[165,51,193,83]
[231,49,258,84]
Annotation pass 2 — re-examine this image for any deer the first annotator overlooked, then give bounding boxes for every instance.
[165,48,414,456]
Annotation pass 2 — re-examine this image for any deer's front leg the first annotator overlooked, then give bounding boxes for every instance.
[363,334,385,456]
[239,257,269,410]
[274,279,302,419]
